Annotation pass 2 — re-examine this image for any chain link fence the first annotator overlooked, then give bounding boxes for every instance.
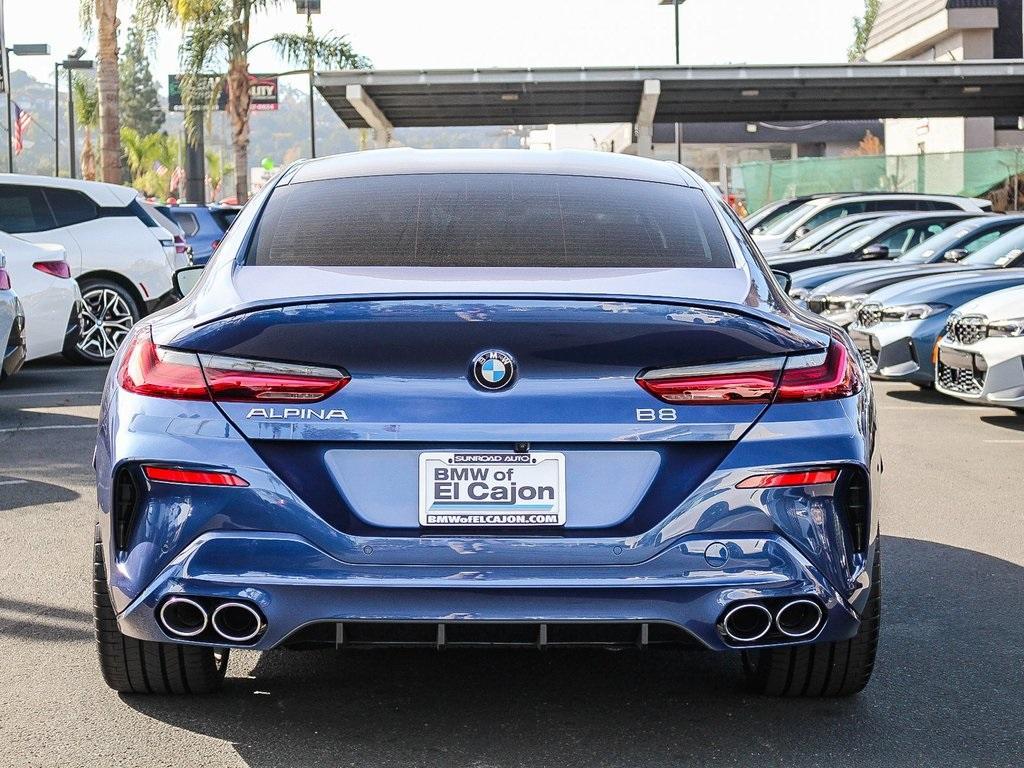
[734,148,1024,213]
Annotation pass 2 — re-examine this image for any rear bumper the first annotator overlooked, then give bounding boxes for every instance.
[115,530,869,652]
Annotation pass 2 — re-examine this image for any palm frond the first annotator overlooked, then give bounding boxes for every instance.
[272,31,371,70]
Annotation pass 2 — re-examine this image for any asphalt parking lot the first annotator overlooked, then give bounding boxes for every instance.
[1,359,1021,768]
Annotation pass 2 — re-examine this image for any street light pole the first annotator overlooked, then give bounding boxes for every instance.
[296,0,321,159]
[4,42,50,172]
[4,47,12,172]
[53,62,59,175]
[67,65,76,178]
[673,0,682,164]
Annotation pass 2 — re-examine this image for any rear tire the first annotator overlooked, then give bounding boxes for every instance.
[742,543,881,697]
[93,536,228,694]
[64,278,140,364]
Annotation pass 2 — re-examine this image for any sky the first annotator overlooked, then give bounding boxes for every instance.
[4,0,866,95]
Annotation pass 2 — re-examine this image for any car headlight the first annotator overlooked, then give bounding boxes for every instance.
[789,287,810,301]
[987,317,1024,337]
[880,303,950,322]
[824,293,867,312]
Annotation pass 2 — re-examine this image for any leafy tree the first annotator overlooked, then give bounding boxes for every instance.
[136,0,368,204]
[80,0,123,182]
[121,126,181,199]
[72,75,100,180]
[119,23,165,136]
[848,0,881,62]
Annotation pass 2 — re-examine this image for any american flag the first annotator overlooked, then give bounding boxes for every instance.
[13,103,31,155]
[169,166,185,192]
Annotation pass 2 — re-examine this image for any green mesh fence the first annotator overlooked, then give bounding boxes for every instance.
[735,148,1024,212]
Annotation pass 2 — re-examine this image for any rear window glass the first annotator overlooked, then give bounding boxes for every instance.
[248,174,733,269]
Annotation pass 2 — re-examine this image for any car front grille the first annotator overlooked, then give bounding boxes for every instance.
[945,314,988,345]
[857,345,878,372]
[857,304,883,328]
[937,361,984,395]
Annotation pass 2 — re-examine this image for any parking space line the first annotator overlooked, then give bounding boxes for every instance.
[878,406,995,412]
[0,390,103,399]
[0,424,97,433]
[0,479,28,485]
[983,439,1024,444]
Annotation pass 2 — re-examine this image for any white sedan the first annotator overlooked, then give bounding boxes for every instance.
[0,231,80,361]
[936,284,1024,410]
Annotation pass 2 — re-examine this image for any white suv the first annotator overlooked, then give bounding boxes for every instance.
[752,193,993,252]
[0,175,178,363]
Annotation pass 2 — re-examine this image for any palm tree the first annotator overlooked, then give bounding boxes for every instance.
[121,127,181,199]
[80,0,123,182]
[72,75,100,181]
[136,1,367,204]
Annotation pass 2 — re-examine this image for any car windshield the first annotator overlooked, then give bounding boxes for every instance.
[249,174,734,268]
[960,224,1024,266]
[821,217,904,255]
[786,217,871,252]
[760,201,818,235]
[895,223,983,264]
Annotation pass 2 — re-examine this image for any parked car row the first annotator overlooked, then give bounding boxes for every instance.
[746,193,1024,412]
[0,173,239,380]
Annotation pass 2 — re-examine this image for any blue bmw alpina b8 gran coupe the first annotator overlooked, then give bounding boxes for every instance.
[94,149,881,697]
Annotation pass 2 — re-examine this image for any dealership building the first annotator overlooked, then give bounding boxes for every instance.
[866,0,1024,152]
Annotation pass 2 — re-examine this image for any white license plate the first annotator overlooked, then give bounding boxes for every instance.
[418,452,566,527]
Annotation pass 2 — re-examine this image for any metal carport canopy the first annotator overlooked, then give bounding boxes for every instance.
[316,60,1024,128]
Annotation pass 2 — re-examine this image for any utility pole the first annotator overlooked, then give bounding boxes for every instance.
[296,0,321,158]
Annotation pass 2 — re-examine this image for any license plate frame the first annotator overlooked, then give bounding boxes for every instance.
[418,452,566,527]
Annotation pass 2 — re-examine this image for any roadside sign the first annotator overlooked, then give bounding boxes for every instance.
[169,74,278,112]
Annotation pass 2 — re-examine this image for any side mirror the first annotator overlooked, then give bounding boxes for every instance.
[772,269,792,293]
[944,248,969,263]
[861,244,890,260]
[794,226,810,239]
[172,265,204,297]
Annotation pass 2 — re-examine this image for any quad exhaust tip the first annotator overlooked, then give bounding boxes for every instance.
[158,597,208,638]
[211,602,264,643]
[721,603,773,643]
[775,599,824,638]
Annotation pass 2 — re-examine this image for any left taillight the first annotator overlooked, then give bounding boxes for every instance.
[118,328,349,402]
[174,235,188,255]
[0,267,10,290]
[118,328,210,400]
[637,341,860,404]
[33,260,73,279]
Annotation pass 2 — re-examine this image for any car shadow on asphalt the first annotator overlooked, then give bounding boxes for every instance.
[0,595,93,643]
[980,414,1024,432]
[0,477,80,511]
[881,386,958,405]
[120,536,1024,768]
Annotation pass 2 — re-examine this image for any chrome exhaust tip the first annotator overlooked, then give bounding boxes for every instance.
[721,603,773,643]
[775,599,824,638]
[211,602,264,643]
[158,597,208,638]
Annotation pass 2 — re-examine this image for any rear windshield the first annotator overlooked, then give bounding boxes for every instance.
[247,173,733,269]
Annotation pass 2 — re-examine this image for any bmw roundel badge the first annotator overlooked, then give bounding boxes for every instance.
[472,350,516,391]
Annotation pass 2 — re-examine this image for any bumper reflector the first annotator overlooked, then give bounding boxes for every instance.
[143,465,249,487]
[736,469,839,489]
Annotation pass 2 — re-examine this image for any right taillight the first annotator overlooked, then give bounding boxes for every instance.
[0,267,10,291]
[118,327,348,403]
[776,342,860,402]
[637,341,859,404]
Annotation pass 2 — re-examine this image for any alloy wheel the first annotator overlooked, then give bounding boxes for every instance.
[77,287,135,361]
